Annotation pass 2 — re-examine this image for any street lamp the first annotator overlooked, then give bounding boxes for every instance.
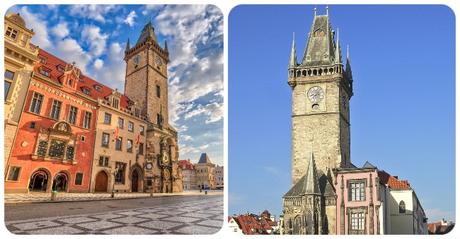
[111,164,121,198]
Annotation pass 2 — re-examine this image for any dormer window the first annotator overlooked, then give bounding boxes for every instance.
[112,98,119,109]
[93,84,102,92]
[82,87,91,95]
[39,56,47,64]
[5,27,18,39]
[57,65,65,72]
[39,67,50,77]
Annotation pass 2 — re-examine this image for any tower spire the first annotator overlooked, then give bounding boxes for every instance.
[326,5,329,16]
[305,152,320,194]
[125,38,130,52]
[335,28,342,63]
[289,32,297,67]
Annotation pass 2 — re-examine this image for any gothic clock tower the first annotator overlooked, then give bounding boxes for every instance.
[124,21,169,126]
[287,9,353,185]
[124,21,182,193]
[282,8,354,234]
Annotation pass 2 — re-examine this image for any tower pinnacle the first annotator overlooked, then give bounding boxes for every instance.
[289,32,297,67]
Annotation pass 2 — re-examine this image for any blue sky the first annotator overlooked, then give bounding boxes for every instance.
[229,5,455,222]
[7,5,223,166]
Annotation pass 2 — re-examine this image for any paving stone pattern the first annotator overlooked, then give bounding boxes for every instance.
[6,196,223,235]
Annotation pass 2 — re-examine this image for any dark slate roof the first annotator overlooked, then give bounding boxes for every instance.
[362,161,376,169]
[284,155,321,197]
[136,21,157,45]
[302,14,339,66]
[198,153,212,164]
[318,170,335,196]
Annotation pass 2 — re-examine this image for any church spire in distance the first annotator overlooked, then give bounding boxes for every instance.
[289,32,297,67]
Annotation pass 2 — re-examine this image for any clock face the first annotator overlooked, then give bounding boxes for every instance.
[146,163,152,170]
[155,55,163,67]
[133,55,140,65]
[307,86,324,103]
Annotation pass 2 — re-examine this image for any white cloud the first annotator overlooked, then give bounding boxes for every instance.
[142,5,164,15]
[182,135,192,141]
[69,5,116,23]
[19,7,51,49]
[93,59,104,70]
[183,101,223,124]
[51,22,69,39]
[154,5,223,126]
[89,42,126,90]
[81,25,108,57]
[123,10,137,26]
[55,38,92,72]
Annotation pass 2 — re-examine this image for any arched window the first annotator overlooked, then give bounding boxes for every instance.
[399,200,406,213]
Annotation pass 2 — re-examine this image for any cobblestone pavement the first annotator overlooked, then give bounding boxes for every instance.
[5,196,223,234]
[5,190,222,204]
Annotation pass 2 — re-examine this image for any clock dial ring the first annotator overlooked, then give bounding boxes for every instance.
[307,86,324,103]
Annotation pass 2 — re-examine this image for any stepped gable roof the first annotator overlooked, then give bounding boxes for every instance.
[378,170,411,190]
[198,153,213,164]
[178,159,194,170]
[36,49,132,110]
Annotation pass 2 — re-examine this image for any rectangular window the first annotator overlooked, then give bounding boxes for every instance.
[5,27,18,39]
[104,113,112,124]
[118,117,124,129]
[50,100,62,120]
[128,121,134,132]
[157,114,161,125]
[115,162,126,184]
[112,98,119,109]
[48,139,66,158]
[7,166,21,181]
[68,106,78,125]
[29,92,44,114]
[98,156,109,167]
[139,142,144,155]
[66,145,75,160]
[115,137,122,151]
[39,67,50,77]
[5,81,11,100]
[5,70,15,80]
[75,173,83,185]
[140,125,145,135]
[127,139,133,153]
[83,111,92,129]
[349,181,366,201]
[102,133,110,147]
[37,140,48,157]
[156,85,161,98]
[350,212,365,231]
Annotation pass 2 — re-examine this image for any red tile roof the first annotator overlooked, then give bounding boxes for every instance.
[378,170,411,190]
[232,214,276,235]
[36,49,132,110]
[178,159,194,170]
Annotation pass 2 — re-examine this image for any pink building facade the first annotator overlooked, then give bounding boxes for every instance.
[335,162,382,235]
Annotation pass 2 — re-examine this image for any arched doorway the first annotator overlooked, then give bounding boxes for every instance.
[131,169,139,192]
[29,170,49,192]
[95,171,108,192]
[52,172,68,192]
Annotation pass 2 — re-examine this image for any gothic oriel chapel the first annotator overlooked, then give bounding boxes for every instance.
[282,7,354,234]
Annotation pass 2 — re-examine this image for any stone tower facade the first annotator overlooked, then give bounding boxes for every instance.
[287,9,353,186]
[282,8,354,235]
[124,22,182,193]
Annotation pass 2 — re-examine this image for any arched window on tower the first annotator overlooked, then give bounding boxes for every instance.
[399,200,406,213]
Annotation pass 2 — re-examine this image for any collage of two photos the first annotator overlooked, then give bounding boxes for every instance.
[2,3,456,236]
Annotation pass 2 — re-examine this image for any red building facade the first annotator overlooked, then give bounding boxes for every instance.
[5,50,98,193]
